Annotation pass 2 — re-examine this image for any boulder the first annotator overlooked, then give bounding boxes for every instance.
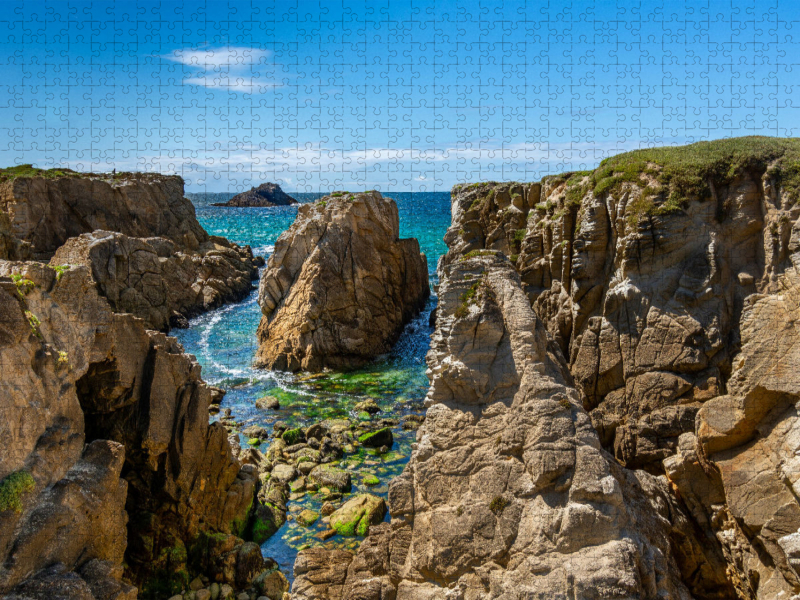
[254,191,429,371]
[308,464,351,493]
[329,494,386,537]
[357,427,392,448]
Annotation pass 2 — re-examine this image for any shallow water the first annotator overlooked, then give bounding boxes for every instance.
[177,191,450,579]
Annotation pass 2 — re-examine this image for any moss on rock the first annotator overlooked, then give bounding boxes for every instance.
[0,470,35,513]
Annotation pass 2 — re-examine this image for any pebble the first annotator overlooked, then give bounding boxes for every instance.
[196,590,211,600]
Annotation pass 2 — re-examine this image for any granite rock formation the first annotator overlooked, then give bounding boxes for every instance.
[212,182,298,207]
[0,261,261,598]
[52,230,258,331]
[255,191,429,371]
[0,171,261,330]
[293,137,800,599]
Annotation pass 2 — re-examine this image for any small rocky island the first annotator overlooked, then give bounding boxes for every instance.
[254,190,430,372]
[212,182,298,207]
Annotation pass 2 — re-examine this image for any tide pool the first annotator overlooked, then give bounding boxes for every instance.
[176,192,451,578]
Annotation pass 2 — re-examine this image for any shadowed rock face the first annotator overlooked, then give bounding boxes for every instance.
[0,262,257,598]
[212,182,298,207]
[255,191,429,372]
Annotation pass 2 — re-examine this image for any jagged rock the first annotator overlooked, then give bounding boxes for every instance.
[0,261,257,596]
[254,191,429,371]
[50,229,258,332]
[212,183,297,208]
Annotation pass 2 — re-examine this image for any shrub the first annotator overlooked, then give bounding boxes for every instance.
[0,470,35,512]
[489,495,508,514]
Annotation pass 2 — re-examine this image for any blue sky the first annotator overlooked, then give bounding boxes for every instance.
[2,0,800,192]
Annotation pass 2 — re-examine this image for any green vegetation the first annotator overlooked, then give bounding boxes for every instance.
[469,188,494,211]
[317,200,327,208]
[509,253,519,263]
[0,470,35,512]
[591,137,800,218]
[57,351,69,366]
[513,228,526,244]
[461,249,495,260]
[51,264,71,281]
[282,427,304,445]
[10,273,34,295]
[24,311,41,337]
[0,164,79,182]
[247,438,261,446]
[489,495,509,514]
[363,474,380,486]
[558,398,572,410]
[454,281,480,318]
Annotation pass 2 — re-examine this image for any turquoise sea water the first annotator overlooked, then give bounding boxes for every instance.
[177,192,451,578]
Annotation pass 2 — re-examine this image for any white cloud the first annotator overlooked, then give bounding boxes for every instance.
[165,46,270,69]
[165,46,278,94]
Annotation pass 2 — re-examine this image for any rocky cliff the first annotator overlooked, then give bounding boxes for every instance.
[0,169,261,330]
[212,182,298,207]
[0,262,269,599]
[0,168,280,599]
[255,191,429,372]
[292,137,800,599]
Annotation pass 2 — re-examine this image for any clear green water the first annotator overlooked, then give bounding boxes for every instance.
[177,192,450,578]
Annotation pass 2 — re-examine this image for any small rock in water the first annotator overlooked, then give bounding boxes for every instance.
[315,528,337,540]
[297,509,320,526]
[358,427,393,448]
[320,501,336,515]
[330,493,387,537]
[354,398,381,414]
[273,421,288,433]
[196,589,211,600]
[256,395,280,410]
[209,583,220,599]
[363,474,380,486]
[243,425,269,439]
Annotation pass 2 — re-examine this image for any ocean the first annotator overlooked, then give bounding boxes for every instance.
[177,192,452,578]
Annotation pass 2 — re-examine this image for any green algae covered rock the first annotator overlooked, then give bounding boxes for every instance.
[358,427,393,448]
[282,427,305,445]
[362,474,380,486]
[296,509,319,527]
[329,494,386,537]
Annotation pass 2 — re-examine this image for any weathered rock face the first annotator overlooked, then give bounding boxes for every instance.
[0,261,257,598]
[292,253,727,599]
[212,182,298,207]
[255,191,429,371]
[442,142,800,477]
[0,172,261,330]
[0,173,208,257]
[51,230,259,331]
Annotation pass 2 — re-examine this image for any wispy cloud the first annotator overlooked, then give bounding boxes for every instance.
[164,46,280,94]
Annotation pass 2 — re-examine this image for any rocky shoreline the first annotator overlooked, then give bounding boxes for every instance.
[0,170,280,599]
[6,137,800,600]
[290,137,800,599]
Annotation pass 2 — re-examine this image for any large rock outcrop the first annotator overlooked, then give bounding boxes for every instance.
[255,191,429,371]
[0,170,261,330]
[0,261,259,598]
[212,182,298,207]
[292,252,728,599]
[293,137,800,599]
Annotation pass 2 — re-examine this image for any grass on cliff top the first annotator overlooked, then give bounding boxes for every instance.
[0,164,80,182]
[592,136,800,203]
